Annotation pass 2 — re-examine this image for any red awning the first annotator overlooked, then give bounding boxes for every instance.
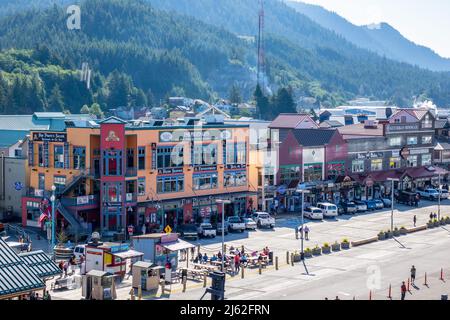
[403,166,448,179]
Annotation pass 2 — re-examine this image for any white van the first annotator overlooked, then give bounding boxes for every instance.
[317,203,338,218]
[304,207,324,220]
[73,244,86,261]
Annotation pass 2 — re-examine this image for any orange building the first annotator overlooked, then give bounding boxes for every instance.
[22,116,256,236]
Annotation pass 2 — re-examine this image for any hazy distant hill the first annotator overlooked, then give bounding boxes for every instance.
[285,1,450,72]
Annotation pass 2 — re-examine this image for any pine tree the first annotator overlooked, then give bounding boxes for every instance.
[90,103,104,118]
[274,87,296,115]
[254,84,271,120]
[48,84,65,112]
[229,83,242,104]
[107,70,131,109]
[80,104,90,114]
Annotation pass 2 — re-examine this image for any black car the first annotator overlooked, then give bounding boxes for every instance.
[180,224,198,240]
[340,201,358,214]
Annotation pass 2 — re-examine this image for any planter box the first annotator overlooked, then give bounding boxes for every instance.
[312,248,322,256]
[378,234,386,240]
[393,230,400,237]
[341,242,350,250]
[434,222,440,227]
[331,244,341,252]
[427,223,435,229]
[399,229,407,235]
[304,251,312,258]
[322,247,331,254]
[293,255,301,262]
[440,220,446,226]
[385,232,393,239]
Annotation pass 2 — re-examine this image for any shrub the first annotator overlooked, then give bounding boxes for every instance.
[323,242,330,248]
[342,238,349,243]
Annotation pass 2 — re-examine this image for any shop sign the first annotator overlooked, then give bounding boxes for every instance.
[160,132,173,142]
[409,149,430,155]
[400,146,410,160]
[157,168,184,175]
[77,195,90,205]
[159,130,232,142]
[32,132,67,142]
[226,164,246,170]
[161,233,178,243]
[194,165,217,172]
[110,243,129,253]
[356,152,383,159]
[386,123,420,133]
[164,225,172,234]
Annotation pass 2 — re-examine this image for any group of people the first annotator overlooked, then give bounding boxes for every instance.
[295,225,310,240]
[429,212,439,220]
[57,255,80,277]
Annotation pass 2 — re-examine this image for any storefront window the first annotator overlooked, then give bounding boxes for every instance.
[407,155,418,167]
[371,159,383,171]
[193,173,218,190]
[352,160,365,173]
[407,136,418,145]
[389,137,402,147]
[390,157,401,169]
[279,166,301,185]
[73,147,86,170]
[54,145,64,168]
[103,150,123,176]
[421,154,432,166]
[224,171,247,187]
[422,136,432,144]
[303,164,323,182]
[193,144,217,165]
[138,147,145,170]
[157,176,184,193]
[138,178,145,196]
[54,175,66,194]
[157,146,183,168]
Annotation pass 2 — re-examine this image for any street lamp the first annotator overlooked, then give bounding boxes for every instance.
[216,199,231,271]
[387,178,399,232]
[296,184,310,261]
[438,173,442,220]
[50,184,56,256]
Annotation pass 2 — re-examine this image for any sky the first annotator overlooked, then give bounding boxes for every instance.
[294,0,450,58]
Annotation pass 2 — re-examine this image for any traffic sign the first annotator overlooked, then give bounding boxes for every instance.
[164,225,172,234]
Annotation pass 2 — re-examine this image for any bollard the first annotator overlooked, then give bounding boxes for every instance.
[138,285,142,300]
[369,290,372,300]
[130,288,135,300]
[241,266,245,279]
[224,244,227,253]
[182,278,187,293]
[291,253,294,266]
[241,245,244,253]
[275,256,279,270]
[197,245,201,257]
[407,278,410,292]
[440,268,444,281]
[388,284,392,299]
[424,272,428,286]
[259,261,262,275]
[286,251,290,264]
[203,274,207,287]
[161,280,165,295]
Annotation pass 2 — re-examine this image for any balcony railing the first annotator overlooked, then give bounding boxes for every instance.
[26,188,51,199]
[125,167,138,177]
[60,195,99,207]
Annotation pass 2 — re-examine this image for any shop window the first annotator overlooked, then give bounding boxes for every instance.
[422,136,432,144]
[54,145,64,168]
[389,137,402,147]
[303,164,323,182]
[103,183,122,202]
[138,177,145,196]
[157,146,183,168]
[192,144,217,165]
[407,136,418,145]
[38,144,44,167]
[407,155,418,167]
[73,147,86,170]
[138,147,145,170]
[127,149,135,168]
[157,176,184,193]
[54,176,66,194]
[421,154,432,166]
[224,171,247,187]
[389,157,401,169]
[352,160,365,173]
[371,159,383,171]
[279,166,301,185]
[193,173,218,190]
[103,150,123,176]
[224,142,246,164]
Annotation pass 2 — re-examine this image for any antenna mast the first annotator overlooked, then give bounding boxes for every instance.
[257,0,266,94]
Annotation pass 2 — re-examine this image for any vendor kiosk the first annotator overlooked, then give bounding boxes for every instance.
[132,261,164,291]
[82,270,117,300]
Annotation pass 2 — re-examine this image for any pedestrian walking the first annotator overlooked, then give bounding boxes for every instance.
[401,281,407,300]
[181,268,187,283]
[433,213,438,220]
[234,254,240,274]
[413,215,417,227]
[304,226,310,240]
[295,227,299,240]
[415,194,419,207]
[410,265,416,285]
[430,212,433,220]
[63,260,68,277]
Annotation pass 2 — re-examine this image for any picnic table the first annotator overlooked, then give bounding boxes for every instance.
[192,263,219,272]
[246,255,268,267]
[182,268,207,280]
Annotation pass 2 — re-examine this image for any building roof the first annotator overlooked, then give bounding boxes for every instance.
[391,109,431,121]
[337,123,384,137]
[319,120,343,128]
[19,250,62,279]
[291,129,336,147]
[0,238,45,298]
[435,119,448,129]
[269,114,317,129]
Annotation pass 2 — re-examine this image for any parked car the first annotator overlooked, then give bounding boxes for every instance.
[197,223,217,238]
[363,199,377,211]
[243,218,257,230]
[396,191,417,206]
[304,207,324,220]
[417,188,440,200]
[353,201,368,212]
[226,216,246,233]
[373,199,384,209]
[340,201,358,214]
[438,188,449,199]
[251,212,276,229]
[73,244,86,262]
[180,224,199,240]
[216,221,229,235]
[317,203,338,218]
[381,198,392,207]
[337,204,345,215]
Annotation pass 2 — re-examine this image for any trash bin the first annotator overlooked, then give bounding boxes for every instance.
[268,251,273,263]
[441,295,448,300]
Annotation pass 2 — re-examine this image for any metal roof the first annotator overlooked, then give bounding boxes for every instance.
[19,250,62,279]
[0,238,45,298]
[291,129,337,147]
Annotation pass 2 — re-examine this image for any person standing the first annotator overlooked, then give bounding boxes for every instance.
[304,226,310,240]
[401,281,407,300]
[429,212,433,220]
[413,215,417,227]
[234,254,240,274]
[295,227,299,240]
[410,265,416,285]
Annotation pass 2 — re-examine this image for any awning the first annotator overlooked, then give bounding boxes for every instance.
[161,239,195,251]
[114,249,144,260]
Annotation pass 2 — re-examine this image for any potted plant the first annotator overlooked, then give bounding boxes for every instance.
[385,230,393,239]
[427,219,435,228]
[399,226,408,235]
[304,248,312,258]
[341,239,350,249]
[440,218,446,226]
[378,231,386,240]
[433,219,440,227]
[292,251,301,262]
[322,243,331,254]
[312,245,322,256]
[445,217,450,225]
[393,227,400,237]
[331,241,341,252]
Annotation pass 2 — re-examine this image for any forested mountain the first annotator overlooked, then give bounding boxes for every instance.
[285,1,450,72]
[0,0,450,118]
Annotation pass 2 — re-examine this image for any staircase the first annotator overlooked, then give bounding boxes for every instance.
[56,200,88,240]
[60,171,87,195]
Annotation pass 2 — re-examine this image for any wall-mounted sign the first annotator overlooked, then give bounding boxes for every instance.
[32,132,67,142]
[14,182,23,191]
[386,123,420,133]
[105,130,120,142]
[356,152,384,160]
[159,130,232,142]
[157,168,183,175]
[400,146,410,160]
[160,131,173,142]
[409,148,431,155]
[193,165,217,172]
[225,164,246,170]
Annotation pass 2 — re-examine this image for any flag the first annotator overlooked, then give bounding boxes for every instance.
[38,205,52,227]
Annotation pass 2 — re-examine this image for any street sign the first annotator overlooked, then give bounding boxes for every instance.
[164,225,172,234]
[14,182,23,191]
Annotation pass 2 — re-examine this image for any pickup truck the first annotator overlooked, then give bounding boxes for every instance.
[226,216,246,233]
[417,188,439,200]
[197,223,217,238]
[180,224,199,241]
[251,212,275,229]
